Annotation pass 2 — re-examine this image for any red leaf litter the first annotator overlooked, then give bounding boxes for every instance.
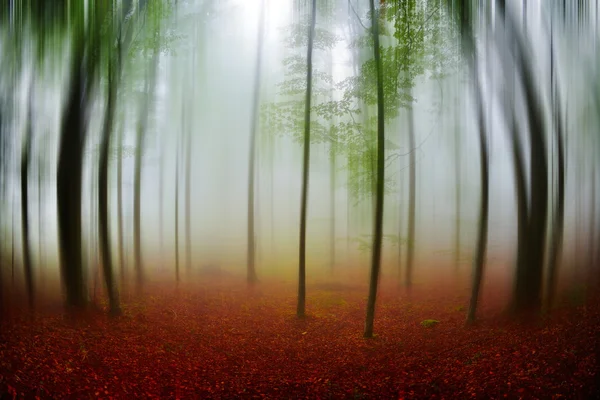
[0,271,598,399]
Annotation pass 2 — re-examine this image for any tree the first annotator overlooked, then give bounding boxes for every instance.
[57,5,104,311]
[545,7,566,312]
[297,0,317,319]
[21,81,35,310]
[97,2,128,316]
[447,0,490,324]
[247,0,266,285]
[133,3,162,291]
[498,1,549,315]
[364,0,386,338]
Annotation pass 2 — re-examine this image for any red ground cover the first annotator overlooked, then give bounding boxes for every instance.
[0,271,598,399]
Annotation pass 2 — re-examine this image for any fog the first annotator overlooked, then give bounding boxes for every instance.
[1,0,598,289]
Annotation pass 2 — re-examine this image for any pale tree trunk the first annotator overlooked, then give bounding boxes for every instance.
[405,92,416,289]
[247,0,265,285]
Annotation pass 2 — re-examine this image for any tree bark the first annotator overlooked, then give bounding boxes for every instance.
[57,36,92,311]
[297,0,317,319]
[21,82,34,310]
[98,51,121,316]
[364,0,385,338]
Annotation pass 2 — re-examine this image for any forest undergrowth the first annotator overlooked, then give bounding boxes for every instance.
[0,267,598,399]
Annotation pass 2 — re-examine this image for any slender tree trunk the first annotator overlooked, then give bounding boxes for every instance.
[364,0,385,339]
[247,0,265,285]
[175,146,180,284]
[457,7,489,325]
[405,91,416,289]
[98,54,121,316]
[297,0,317,319]
[133,48,159,291]
[117,122,125,285]
[21,82,34,310]
[545,22,565,312]
[185,117,192,273]
[329,141,336,272]
[454,112,461,271]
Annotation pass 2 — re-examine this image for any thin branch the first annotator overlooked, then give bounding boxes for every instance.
[348,0,369,31]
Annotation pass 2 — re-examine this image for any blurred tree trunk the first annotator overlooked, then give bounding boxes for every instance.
[364,0,385,339]
[497,0,548,315]
[57,30,96,311]
[21,82,34,310]
[98,39,121,316]
[133,37,160,291]
[185,113,192,273]
[297,0,317,319]
[175,133,180,284]
[247,0,265,285]
[453,108,461,271]
[117,122,125,286]
[545,20,565,312]
[405,90,416,289]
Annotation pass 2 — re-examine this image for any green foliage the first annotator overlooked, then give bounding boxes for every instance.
[262,1,459,203]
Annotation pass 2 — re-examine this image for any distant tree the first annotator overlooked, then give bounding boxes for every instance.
[247,0,266,285]
[133,2,162,291]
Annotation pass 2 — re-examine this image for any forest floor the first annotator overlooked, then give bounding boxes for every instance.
[0,267,599,399]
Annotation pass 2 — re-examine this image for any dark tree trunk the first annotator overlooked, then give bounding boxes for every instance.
[297,0,317,319]
[498,1,548,315]
[545,22,565,312]
[21,83,34,310]
[452,2,490,325]
[98,54,121,316]
[57,37,92,311]
[364,0,385,339]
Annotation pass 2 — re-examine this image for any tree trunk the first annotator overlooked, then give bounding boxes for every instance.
[98,54,121,316]
[498,1,548,315]
[133,48,159,291]
[117,121,125,286]
[57,37,91,311]
[405,91,416,289]
[247,0,265,285]
[454,3,489,324]
[297,0,317,319]
[21,82,34,310]
[329,141,336,273]
[175,144,180,284]
[545,22,565,312]
[364,0,385,339]
[454,112,461,271]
